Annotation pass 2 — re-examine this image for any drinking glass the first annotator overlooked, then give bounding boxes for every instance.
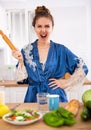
[37,93,49,113]
[48,94,59,110]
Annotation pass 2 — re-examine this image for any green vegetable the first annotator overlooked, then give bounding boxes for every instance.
[82,89,91,104]
[43,112,64,127]
[85,100,91,109]
[57,107,74,119]
[63,118,76,126]
[57,107,76,126]
[43,107,76,127]
[81,106,91,121]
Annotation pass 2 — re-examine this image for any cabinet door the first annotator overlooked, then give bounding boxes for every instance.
[5,87,10,103]
[65,85,91,102]
[10,87,27,103]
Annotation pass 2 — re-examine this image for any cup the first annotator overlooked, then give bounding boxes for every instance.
[37,93,49,113]
[48,94,59,111]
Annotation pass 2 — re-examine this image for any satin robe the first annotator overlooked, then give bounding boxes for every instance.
[20,40,88,102]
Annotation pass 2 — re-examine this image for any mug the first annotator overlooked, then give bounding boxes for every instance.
[48,94,59,110]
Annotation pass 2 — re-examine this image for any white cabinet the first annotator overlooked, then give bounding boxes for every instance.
[66,85,91,102]
[5,87,10,103]
[3,85,91,103]
[5,87,27,103]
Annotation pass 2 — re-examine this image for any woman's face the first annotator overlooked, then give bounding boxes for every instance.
[34,17,53,43]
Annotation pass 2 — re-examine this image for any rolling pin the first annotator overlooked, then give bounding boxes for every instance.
[0,30,16,50]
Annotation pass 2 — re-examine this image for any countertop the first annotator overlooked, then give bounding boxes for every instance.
[0,80,28,87]
[0,103,91,130]
[0,78,91,87]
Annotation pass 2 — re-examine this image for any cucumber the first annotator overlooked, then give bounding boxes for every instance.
[85,100,91,109]
[81,106,91,121]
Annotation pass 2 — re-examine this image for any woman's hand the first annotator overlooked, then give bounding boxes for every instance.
[49,78,69,90]
[12,49,24,65]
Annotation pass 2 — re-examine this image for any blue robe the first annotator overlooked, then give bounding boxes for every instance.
[20,40,88,102]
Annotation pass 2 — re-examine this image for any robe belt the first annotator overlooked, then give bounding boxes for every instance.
[29,81,48,92]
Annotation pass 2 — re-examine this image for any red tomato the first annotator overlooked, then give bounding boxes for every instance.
[25,118,32,121]
[34,114,39,118]
[10,115,16,120]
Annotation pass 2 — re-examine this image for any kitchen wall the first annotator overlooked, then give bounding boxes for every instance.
[0,5,6,65]
[0,5,16,80]
[0,0,91,80]
[50,4,91,79]
[0,5,12,66]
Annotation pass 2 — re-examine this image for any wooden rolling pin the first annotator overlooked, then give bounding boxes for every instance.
[0,30,16,50]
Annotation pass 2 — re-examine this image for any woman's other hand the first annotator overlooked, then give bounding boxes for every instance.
[49,78,69,90]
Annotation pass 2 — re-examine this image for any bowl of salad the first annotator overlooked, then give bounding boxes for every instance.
[2,109,42,125]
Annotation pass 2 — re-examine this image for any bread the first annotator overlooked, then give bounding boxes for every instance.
[64,72,71,79]
[65,99,80,116]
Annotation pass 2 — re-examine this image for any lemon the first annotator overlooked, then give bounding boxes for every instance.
[0,102,5,106]
[0,102,10,117]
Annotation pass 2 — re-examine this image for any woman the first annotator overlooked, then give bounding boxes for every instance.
[12,6,88,102]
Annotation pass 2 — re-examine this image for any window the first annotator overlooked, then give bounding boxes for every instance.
[6,9,33,64]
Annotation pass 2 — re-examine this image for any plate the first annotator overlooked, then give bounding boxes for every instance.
[2,111,43,125]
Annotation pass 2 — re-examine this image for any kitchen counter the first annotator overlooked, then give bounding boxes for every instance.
[0,78,91,87]
[0,103,91,130]
[0,80,28,87]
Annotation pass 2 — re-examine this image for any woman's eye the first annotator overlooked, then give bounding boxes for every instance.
[37,25,50,28]
[37,25,41,28]
[45,25,50,28]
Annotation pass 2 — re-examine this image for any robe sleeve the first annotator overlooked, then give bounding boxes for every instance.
[65,64,87,91]
[64,46,88,90]
[16,63,28,81]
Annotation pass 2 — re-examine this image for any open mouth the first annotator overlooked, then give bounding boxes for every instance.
[40,34,47,39]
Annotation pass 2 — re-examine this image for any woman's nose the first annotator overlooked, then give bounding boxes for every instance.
[41,27,46,32]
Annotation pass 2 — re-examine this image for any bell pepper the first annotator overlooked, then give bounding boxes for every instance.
[43,111,64,127]
[43,107,76,127]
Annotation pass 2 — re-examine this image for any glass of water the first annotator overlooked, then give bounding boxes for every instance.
[37,93,49,114]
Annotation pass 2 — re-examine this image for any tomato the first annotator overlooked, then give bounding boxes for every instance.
[25,118,32,121]
[34,114,40,118]
[10,115,16,120]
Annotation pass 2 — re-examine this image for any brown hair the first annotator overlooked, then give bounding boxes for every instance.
[32,6,54,27]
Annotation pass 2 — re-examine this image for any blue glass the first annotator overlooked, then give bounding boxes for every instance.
[48,95,59,110]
